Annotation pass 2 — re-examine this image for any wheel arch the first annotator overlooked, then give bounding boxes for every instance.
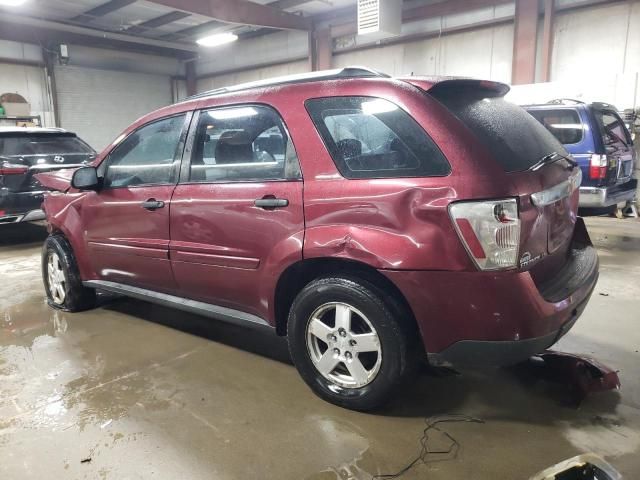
[273,257,420,340]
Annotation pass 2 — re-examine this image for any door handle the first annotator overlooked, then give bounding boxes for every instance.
[254,197,289,209]
[141,199,165,211]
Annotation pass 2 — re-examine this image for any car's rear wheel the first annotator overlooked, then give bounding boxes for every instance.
[42,235,96,312]
[287,276,411,411]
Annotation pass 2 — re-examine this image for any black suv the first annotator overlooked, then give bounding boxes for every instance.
[0,127,95,224]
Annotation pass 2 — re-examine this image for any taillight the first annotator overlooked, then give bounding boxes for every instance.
[0,163,29,175]
[449,198,520,271]
[589,154,607,180]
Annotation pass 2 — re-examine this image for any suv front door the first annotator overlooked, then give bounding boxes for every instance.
[169,105,304,322]
[83,113,190,292]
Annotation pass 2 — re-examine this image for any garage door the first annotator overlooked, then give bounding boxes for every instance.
[55,64,172,152]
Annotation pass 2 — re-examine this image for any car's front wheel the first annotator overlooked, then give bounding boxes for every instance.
[42,235,96,312]
[287,276,411,411]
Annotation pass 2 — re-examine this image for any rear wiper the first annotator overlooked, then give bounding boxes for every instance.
[529,151,578,171]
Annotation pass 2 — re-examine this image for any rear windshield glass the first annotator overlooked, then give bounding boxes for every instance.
[434,92,567,172]
[527,109,584,145]
[306,96,450,179]
[0,135,94,157]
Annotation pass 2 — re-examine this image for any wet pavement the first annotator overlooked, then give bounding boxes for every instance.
[1,217,639,479]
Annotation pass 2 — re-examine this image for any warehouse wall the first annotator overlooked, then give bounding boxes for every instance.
[333,23,514,82]
[197,59,309,92]
[0,39,55,127]
[510,1,640,109]
[55,65,173,151]
[1,41,180,150]
[193,0,639,112]
[53,46,181,151]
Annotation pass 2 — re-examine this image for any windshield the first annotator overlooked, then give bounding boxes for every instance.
[0,134,95,158]
[434,92,568,172]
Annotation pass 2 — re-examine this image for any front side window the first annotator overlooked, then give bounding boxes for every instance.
[305,96,450,179]
[189,105,301,182]
[527,109,584,145]
[103,114,186,188]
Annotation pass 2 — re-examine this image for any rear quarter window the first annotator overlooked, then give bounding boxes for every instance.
[527,109,584,145]
[305,96,450,179]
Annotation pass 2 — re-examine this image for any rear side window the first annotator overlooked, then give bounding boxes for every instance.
[527,109,583,145]
[435,92,567,172]
[305,97,450,179]
[189,105,301,183]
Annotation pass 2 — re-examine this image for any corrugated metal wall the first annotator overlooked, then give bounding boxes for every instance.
[196,60,309,93]
[55,65,172,151]
[333,23,514,82]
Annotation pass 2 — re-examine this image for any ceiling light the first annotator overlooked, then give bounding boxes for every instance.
[196,32,238,48]
[0,0,27,5]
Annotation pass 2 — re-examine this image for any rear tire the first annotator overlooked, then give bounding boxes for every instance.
[42,235,96,312]
[287,276,411,411]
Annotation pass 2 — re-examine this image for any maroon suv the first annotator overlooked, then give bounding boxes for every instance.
[38,67,598,410]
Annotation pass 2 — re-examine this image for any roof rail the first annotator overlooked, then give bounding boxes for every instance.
[547,98,585,105]
[181,66,389,102]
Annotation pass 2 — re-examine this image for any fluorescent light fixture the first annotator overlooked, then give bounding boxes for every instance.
[0,0,27,5]
[196,32,238,47]
[361,98,398,115]
[207,107,258,120]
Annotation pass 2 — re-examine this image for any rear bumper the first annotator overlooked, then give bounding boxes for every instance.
[579,179,637,208]
[0,189,46,224]
[383,218,598,366]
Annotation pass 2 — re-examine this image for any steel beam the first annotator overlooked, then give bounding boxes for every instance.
[403,0,512,22]
[0,12,198,54]
[312,28,332,71]
[146,0,312,30]
[540,0,555,82]
[512,0,539,85]
[185,61,197,96]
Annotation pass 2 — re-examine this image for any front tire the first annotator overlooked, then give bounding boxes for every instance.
[287,277,411,411]
[42,235,96,312]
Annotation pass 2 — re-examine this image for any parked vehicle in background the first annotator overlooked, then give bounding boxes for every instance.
[525,100,637,212]
[0,127,95,224]
[37,69,598,410]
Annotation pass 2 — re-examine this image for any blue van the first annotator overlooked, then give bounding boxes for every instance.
[525,101,636,210]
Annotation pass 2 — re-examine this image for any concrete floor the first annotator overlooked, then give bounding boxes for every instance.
[1,217,639,479]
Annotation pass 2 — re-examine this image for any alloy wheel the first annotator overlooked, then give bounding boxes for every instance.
[47,252,66,305]
[306,302,382,388]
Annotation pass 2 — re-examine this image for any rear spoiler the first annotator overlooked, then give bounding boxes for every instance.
[398,76,510,98]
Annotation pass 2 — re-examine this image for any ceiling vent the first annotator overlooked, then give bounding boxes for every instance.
[357,0,402,37]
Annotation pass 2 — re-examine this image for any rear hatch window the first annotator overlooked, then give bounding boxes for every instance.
[527,109,584,145]
[434,92,568,172]
[0,133,95,166]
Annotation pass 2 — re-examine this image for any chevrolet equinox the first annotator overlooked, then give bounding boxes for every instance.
[38,68,599,411]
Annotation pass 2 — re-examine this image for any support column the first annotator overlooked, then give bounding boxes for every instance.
[185,61,197,96]
[310,28,332,71]
[512,0,539,85]
[540,0,555,82]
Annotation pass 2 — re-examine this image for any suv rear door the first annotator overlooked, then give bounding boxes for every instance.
[169,105,304,321]
[592,106,635,186]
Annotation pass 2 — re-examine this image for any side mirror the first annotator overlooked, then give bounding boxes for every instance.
[71,166,99,190]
